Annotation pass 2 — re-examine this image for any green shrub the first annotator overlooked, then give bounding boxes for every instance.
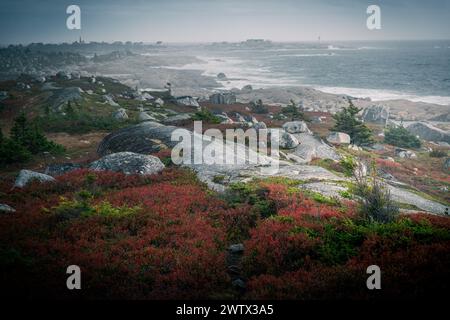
[384,125,421,148]
[429,149,447,158]
[339,156,357,177]
[353,173,399,223]
[192,108,221,124]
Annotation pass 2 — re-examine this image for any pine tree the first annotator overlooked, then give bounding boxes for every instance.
[384,125,421,148]
[10,112,64,155]
[282,100,306,121]
[332,99,373,146]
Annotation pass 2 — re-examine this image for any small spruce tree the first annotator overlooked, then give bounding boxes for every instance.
[332,99,373,146]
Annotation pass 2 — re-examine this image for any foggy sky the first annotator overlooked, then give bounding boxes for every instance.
[1,0,449,44]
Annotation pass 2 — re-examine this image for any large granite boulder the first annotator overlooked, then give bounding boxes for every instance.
[406,122,450,143]
[395,148,417,159]
[282,121,311,134]
[280,131,299,149]
[209,92,236,105]
[113,108,128,121]
[326,132,351,145]
[292,133,341,162]
[362,105,390,125]
[89,152,165,175]
[14,169,56,188]
[97,121,179,156]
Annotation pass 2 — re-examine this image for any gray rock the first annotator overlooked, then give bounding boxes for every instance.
[113,108,128,121]
[56,71,71,80]
[154,98,164,106]
[162,113,192,124]
[89,152,165,175]
[176,96,200,108]
[14,169,56,188]
[282,121,311,134]
[280,131,299,149]
[253,121,267,131]
[228,243,244,253]
[138,112,156,122]
[0,204,16,213]
[362,105,390,125]
[387,185,448,215]
[209,92,236,105]
[47,87,83,111]
[292,133,341,162]
[103,94,119,107]
[97,121,179,156]
[395,148,417,159]
[406,122,450,143]
[70,72,81,79]
[45,163,82,176]
[326,132,351,145]
[217,72,227,79]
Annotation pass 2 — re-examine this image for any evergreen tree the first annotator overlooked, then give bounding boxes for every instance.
[384,125,421,148]
[10,112,64,154]
[281,100,307,121]
[332,99,373,146]
[0,127,31,167]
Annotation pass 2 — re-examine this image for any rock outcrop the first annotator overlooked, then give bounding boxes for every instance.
[282,121,311,134]
[279,131,299,149]
[97,121,179,156]
[209,92,236,105]
[406,122,450,143]
[292,133,341,162]
[14,170,55,188]
[138,112,156,122]
[176,96,200,108]
[362,105,390,125]
[89,152,165,175]
[113,108,128,121]
[326,132,351,145]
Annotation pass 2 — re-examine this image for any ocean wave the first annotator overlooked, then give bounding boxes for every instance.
[315,86,450,106]
[278,53,336,57]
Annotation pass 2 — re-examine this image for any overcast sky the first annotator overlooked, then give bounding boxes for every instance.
[1,0,450,44]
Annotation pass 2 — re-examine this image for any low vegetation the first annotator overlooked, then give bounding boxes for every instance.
[1,168,448,299]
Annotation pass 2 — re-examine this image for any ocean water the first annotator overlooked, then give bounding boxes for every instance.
[167,41,450,106]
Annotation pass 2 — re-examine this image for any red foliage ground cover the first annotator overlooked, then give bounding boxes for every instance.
[0,169,449,299]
